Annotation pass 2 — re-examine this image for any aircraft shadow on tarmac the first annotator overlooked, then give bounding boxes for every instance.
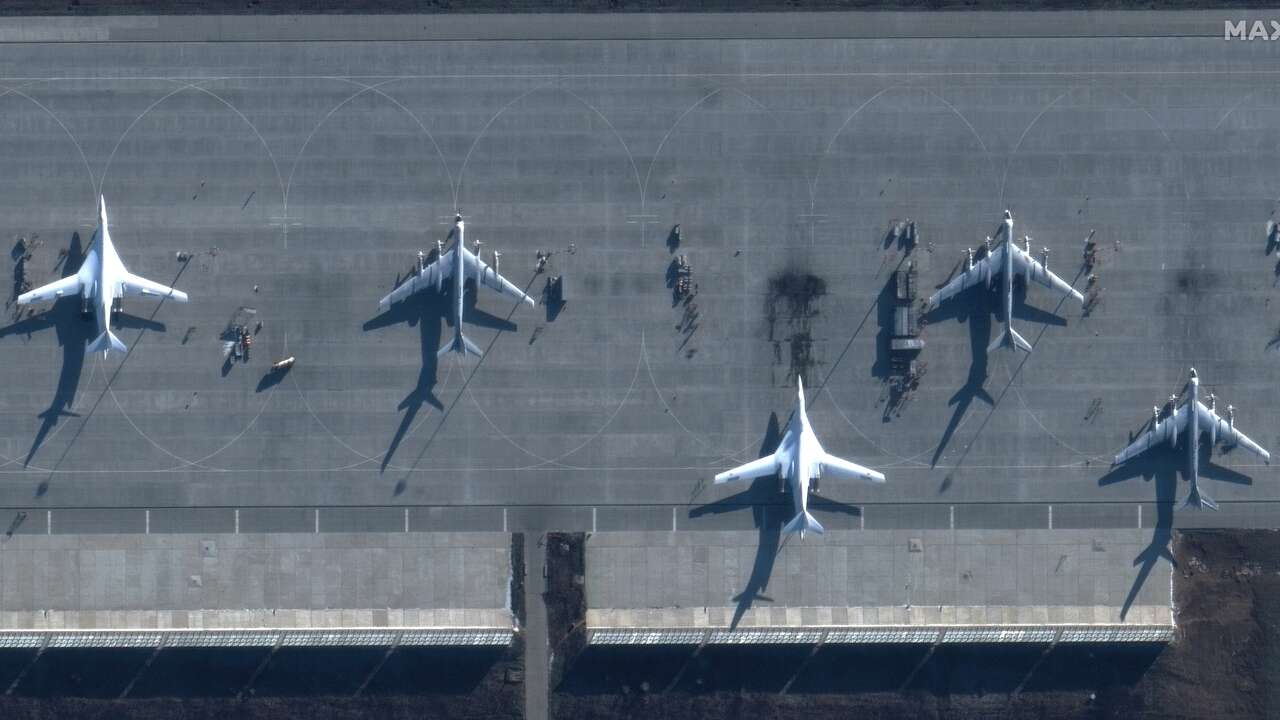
[461,283,519,334]
[364,270,448,472]
[1010,281,1069,328]
[114,313,166,333]
[924,281,994,472]
[364,258,522,473]
[255,364,291,393]
[687,412,861,631]
[1,233,183,472]
[1098,436,1253,620]
[924,272,1070,473]
[0,233,92,467]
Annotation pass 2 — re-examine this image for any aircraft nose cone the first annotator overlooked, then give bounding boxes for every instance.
[1003,209,1012,219]
[1189,367,1198,379]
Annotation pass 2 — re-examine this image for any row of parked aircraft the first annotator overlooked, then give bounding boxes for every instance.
[12,202,1270,531]
[17,199,536,361]
[715,210,1271,535]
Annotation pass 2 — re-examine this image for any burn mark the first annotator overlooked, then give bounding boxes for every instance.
[765,270,827,385]
[766,272,826,328]
[1174,264,1222,297]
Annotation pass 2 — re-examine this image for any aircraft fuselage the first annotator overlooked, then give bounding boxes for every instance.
[1187,372,1201,497]
[787,390,822,528]
[450,221,468,349]
[1002,216,1014,323]
[79,217,120,344]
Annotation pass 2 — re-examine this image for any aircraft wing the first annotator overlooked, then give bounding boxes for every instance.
[378,249,454,312]
[464,250,535,307]
[1114,406,1185,465]
[17,274,83,305]
[927,245,1003,310]
[819,452,886,484]
[121,273,188,302]
[1197,402,1271,463]
[1011,245,1084,302]
[714,454,779,484]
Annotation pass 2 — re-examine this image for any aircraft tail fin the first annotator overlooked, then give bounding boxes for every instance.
[437,332,484,358]
[85,329,126,357]
[782,511,825,538]
[1178,485,1219,511]
[987,325,1033,353]
[461,334,483,357]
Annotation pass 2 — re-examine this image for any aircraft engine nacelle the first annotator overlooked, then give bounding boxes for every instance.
[435,241,444,291]
[809,476,820,494]
[80,294,91,317]
[983,238,994,288]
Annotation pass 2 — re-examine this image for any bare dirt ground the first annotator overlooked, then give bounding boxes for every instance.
[545,532,589,695]
[551,530,1280,720]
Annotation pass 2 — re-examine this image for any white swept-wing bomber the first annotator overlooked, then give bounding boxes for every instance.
[379,215,534,357]
[1113,368,1270,510]
[17,196,189,358]
[715,377,885,538]
[927,210,1083,352]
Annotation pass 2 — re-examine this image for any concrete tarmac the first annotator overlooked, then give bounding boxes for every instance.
[0,15,1278,534]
